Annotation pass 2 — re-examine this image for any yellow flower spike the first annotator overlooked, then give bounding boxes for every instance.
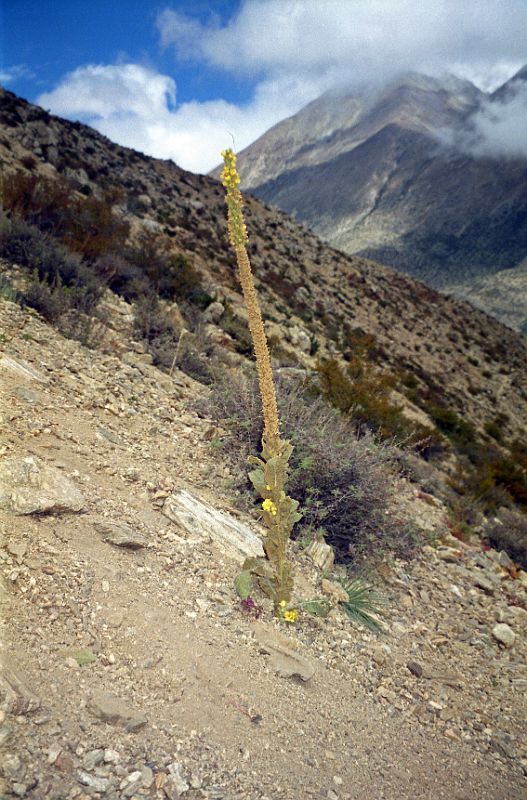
[221,146,302,614]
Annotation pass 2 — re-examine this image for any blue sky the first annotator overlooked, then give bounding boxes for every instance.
[1,1,250,104]
[1,1,526,173]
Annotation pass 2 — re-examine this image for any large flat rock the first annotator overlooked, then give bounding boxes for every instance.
[0,456,85,515]
[163,489,264,561]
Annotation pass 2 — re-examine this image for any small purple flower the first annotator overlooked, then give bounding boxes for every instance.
[241,596,262,618]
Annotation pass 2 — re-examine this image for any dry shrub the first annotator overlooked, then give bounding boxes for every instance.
[0,216,102,323]
[484,509,527,568]
[201,369,414,562]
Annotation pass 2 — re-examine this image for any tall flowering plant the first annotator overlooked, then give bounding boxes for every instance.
[221,149,301,611]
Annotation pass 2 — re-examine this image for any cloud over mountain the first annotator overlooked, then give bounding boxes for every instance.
[36,0,527,172]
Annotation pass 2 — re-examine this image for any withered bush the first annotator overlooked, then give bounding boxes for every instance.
[201,369,414,562]
[484,508,527,568]
[0,216,101,323]
[1,171,129,262]
[127,231,208,305]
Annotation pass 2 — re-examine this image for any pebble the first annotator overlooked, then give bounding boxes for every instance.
[492,623,515,648]
[77,770,110,792]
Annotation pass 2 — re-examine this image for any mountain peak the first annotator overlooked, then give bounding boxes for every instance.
[491,64,527,100]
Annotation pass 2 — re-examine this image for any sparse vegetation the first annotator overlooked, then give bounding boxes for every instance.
[484,508,527,569]
[202,369,413,562]
[0,216,102,324]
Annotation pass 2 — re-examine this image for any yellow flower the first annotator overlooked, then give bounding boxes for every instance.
[283,609,299,623]
[262,498,277,516]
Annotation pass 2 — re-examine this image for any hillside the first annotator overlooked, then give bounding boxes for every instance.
[1,86,527,800]
[1,296,527,800]
[224,71,527,330]
[1,86,526,445]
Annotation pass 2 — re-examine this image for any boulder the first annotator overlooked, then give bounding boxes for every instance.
[0,456,85,515]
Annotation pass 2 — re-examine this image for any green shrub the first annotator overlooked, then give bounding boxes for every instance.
[316,356,439,452]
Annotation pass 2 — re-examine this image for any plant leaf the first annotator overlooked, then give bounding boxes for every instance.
[300,599,331,618]
[234,570,253,600]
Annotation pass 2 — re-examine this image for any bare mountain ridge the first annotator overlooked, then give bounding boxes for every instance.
[224,71,527,331]
[1,86,527,448]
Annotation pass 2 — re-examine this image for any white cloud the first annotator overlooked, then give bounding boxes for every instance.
[38,64,176,119]
[157,0,527,89]
[461,82,527,158]
[0,64,34,85]
[36,1,527,172]
[37,63,318,173]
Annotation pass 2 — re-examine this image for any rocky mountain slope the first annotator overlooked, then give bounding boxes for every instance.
[224,70,527,331]
[1,85,527,800]
[1,86,526,454]
[1,295,527,800]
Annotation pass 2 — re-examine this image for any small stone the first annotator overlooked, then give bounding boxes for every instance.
[82,749,104,770]
[7,541,27,560]
[94,520,147,550]
[491,732,517,759]
[492,623,515,647]
[473,574,495,594]
[203,301,224,323]
[407,661,423,678]
[141,766,154,788]
[47,746,62,765]
[96,427,125,445]
[103,749,120,764]
[437,547,460,562]
[120,770,142,789]
[306,539,334,572]
[163,762,189,798]
[517,570,527,589]
[55,751,75,773]
[77,770,109,792]
[371,647,387,666]
[2,754,24,780]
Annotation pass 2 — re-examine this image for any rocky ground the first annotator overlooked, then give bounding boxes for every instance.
[1,296,526,800]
